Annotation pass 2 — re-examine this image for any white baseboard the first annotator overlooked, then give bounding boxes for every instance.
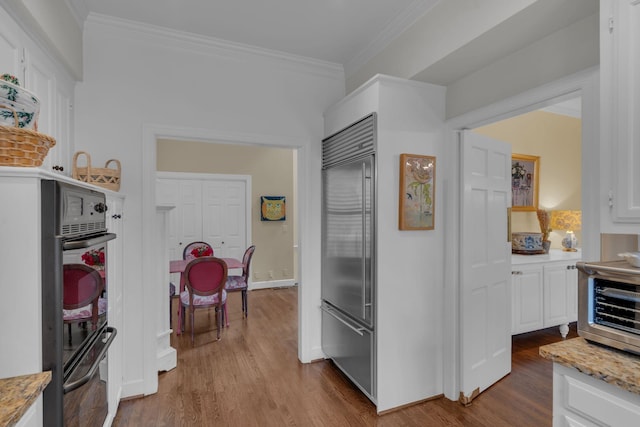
[249,279,296,290]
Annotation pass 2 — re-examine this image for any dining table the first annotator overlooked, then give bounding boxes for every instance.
[170,257,244,335]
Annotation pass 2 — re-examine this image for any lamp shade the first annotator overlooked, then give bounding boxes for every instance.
[550,210,581,232]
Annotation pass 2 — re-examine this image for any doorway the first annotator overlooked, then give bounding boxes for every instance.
[442,68,599,401]
[474,96,583,251]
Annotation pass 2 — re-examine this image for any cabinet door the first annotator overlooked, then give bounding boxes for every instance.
[0,13,23,81]
[511,265,544,334]
[25,51,74,175]
[105,195,124,419]
[608,0,640,222]
[543,262,578,327]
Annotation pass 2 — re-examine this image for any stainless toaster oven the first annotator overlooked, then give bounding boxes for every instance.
[577,260,640,356]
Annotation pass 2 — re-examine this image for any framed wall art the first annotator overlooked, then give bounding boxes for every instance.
[260,196,286,221]
[511,153,539,211]
[399,153,436,230]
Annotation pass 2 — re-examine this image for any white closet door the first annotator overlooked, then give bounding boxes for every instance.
[176,180,203,256]
[202,179,246,260]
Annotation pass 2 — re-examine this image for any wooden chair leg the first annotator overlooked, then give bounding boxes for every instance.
[190,308,195,346]
[216,306,222,340]
[243,290,248,317]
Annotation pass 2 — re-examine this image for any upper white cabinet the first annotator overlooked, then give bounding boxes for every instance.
[603,0,640,222]
[0,7,74,175]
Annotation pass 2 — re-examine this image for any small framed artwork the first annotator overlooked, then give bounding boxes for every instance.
[261,196,286,221]
[511,154,539,211]
[399,153,436,230]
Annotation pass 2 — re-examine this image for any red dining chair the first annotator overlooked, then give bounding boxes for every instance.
[225,245,256,318]
[183,241,214,260]
[63,264,106,341]
[180,257,228,344]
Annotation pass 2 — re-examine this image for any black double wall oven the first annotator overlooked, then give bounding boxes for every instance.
[41,180,117,427]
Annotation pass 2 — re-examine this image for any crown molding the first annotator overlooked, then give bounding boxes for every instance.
[344,0,438,79]
[64,0,89,28]
[86,13,344,80]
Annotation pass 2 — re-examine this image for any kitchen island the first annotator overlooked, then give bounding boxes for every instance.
[540,338,640,426]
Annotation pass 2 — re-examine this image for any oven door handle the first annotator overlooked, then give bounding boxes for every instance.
[63,232,117,250]
[63,327,117,394]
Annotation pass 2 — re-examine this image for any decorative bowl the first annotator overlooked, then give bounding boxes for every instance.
[512,232,545,254]
[0,79,40,129]
[618,252,640,268]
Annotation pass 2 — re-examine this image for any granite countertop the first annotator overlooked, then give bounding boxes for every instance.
[0,372,51,427]
[540,338,640,395]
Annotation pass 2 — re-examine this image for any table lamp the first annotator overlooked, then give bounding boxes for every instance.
[550,210,581,251]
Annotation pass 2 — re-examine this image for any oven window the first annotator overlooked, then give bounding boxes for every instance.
[63,244,108,370]
[593,278,640,336]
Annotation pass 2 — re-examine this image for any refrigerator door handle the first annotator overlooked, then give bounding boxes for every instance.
[321,305,365,336]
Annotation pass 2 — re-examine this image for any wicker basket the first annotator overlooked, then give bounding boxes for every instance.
[72,151,121,191]
[0,104,56,167]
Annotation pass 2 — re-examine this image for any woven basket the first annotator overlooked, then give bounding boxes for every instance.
[72,151,121,191]
[0,104,56,167]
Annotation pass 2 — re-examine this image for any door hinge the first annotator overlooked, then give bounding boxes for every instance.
[608,190,614,207]
[609,16,614,33]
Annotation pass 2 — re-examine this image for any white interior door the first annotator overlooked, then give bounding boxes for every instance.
[202,179,246,260]
[459,130,512,404]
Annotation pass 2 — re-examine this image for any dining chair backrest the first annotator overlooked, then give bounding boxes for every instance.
[63,264,104,310]
[241,245,256,281]
[184,257,228,298]
[183,241,214,260]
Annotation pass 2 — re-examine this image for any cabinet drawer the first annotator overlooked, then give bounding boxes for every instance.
[321,304,374,398]
[555,364,640,426]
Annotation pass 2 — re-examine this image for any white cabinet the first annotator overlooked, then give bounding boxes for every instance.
[602,0,640,222]
[511,251,580,337]
[544,263,578,329]
[511,265,544,334]
[552,364,640,427]
[0,6,74,176]
[106,193,125,423]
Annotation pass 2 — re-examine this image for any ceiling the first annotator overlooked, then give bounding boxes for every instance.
[70,0,597,88]
[76,0,440,66]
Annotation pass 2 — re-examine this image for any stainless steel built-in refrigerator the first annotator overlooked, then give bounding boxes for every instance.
[321,113,376,401]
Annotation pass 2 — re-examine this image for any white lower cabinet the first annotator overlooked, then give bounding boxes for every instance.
[553,364,640,427]
[512,265,544,334]
[512,251,580,336]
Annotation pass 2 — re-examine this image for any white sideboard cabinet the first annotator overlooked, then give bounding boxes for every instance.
[511,250,580,337]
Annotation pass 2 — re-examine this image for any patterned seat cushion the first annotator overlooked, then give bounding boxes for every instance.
[180,289,227,307]
[63,298,107,321]
[225,275,247,290]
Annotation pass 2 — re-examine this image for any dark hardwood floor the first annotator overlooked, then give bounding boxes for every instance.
[113,286,577,426]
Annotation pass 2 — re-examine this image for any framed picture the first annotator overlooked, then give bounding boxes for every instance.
[511,154,539,211]
[260,196,286,221]
[399,153,436,230]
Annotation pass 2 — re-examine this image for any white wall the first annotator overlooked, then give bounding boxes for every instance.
[74,14,345,397]
[446,12,599,118]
